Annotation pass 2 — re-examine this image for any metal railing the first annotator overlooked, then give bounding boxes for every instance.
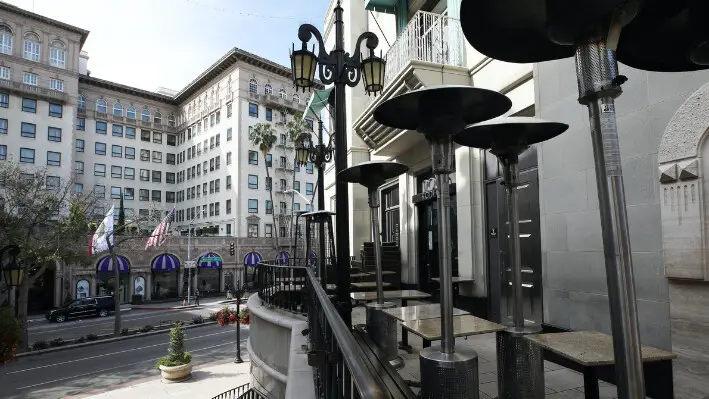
[383,10,464,85]
[255,259,309,314]
[212,383,268,399]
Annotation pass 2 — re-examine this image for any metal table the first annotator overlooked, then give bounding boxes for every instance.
[431,277,474,307]
[351,281,393,290]
[525,331,676,399]
[401,315,505,348]
[384,303,469,352]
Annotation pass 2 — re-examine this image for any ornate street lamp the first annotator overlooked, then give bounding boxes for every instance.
[290,0,385,325]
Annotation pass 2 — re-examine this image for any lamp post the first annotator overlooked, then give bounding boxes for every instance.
[290,3,386,325]
[295,121,332,213]
[0,244,24,317]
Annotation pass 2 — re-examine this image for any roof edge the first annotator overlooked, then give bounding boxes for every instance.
[0,1,90,48]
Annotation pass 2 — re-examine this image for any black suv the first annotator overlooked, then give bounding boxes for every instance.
[46,296,115,323]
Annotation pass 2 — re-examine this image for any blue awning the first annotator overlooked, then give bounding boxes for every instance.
[96,255,130,274]
[152,253,180,272]
[244,252,262,267]
[198,252,222,269]
[311,251,317,261]
[277,251,290,265]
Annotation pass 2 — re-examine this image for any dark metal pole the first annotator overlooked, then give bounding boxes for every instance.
[332,2,352,327]
[317,120,326,210]
[235,284,243,363]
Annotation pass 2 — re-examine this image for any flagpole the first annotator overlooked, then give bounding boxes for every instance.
[187,213,197,305]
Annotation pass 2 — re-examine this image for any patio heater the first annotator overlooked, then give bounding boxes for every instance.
[339,160,410,369]
[459,1,709,397]
[303,210,336,288]
[454,117,569,398]
[373,85,511,399]
[292,210,308,260]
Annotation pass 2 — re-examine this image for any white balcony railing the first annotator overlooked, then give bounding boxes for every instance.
[383,10,465,85]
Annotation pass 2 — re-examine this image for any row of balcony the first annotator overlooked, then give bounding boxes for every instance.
[0,78,69,104]
[77,108,179,133]
[249,91,307,113]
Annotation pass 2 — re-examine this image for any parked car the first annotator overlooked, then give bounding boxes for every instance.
[45,296,115,323]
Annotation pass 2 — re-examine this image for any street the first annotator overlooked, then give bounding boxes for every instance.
[0,323,249,399]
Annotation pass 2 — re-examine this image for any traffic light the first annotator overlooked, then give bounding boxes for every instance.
[229,242,235,256]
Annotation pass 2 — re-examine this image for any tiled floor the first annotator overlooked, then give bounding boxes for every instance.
[352,304,623,399]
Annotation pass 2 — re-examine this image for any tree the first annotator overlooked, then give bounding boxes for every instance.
[249,123,279,248]
[283,110,313,248]
[0,308,20,366]
[117,196,125,234]
[0,162,98,350]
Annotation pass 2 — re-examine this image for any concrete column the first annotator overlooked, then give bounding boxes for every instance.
[178,268,184,297]
[146,273,152,301]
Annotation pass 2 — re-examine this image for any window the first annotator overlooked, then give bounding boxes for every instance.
[248,174,258,189]
[109,165,121,179]
[96,121,107,134]
[96,99,107,113]
[151,190,161,202]
[226,175,232,189]
[76,118,85,131]
[154,112,162,125]
[306,204,312,212]
[248,103,258,117]
[139,189,149,201]
[227,152,232,165]
[21,122,36,138]
[140,169,149,181]
[248,199,258,213]
[266,107,274,121]
[74,183,83,194]
[152,151,162,163]
[210,114,215,127]
[153,132,162,144]
[50,78,64,92]
[210,136,215,149]
[19,148,34,163]
[124,167,135,180]
[247,223,258,238]
[248,78,258,93]
[306,162,314,174]
[293,94,300,104]
[227,102,232,118]
[0,25,12,55]
[0,66,8,80]
[209,180,214,194]
[168,115,175,127]
[215,134,220,147]
[112,124,123,137]
[225,128,233,142]
[166,172,175,184]
[94,185,106,198]
[75,139,85,152]
[152,170,161,183]
[74,160,84,174]
[22,97,36,113]
[167,134,176,146]
[248,151,258,165]
[126,127,136,139]
[305,119,314,130]
[94,163,106,177]
[46,151,61,166]
[280,156,287,168]
[124,187,134,200]
[265,177,272,191]
[0,119,7,135]
[77,94,85,109]
[279,89,287,99]
[47,127,61,142]
[127,106,136,119]
[166,153,175,165]
[280,226,287,237]
[49,103,63,118]
[111,145,122,157]
[294,203,300,211]
[23,32,40,61]
[306,182,314,195]
[110,186,121,199]
[294,181,300,192]
[266,200,273,214]
[140,149,150,161]
[124,147,135,159]
[265,224,272,238]
[266,154,272,167]
[22,72,38,87]
[95,142,106,155]
[0,145,4,160]
[0,93,8,108]
[141,130,150,142]
[166,191,175,203]
[141,108,150,122]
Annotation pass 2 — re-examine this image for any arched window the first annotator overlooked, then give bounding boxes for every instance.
[49,40,66,68]
[126,106,136,119]
[264,84,273,95]
[96,99,107,113]
[77,94,85,110]
[279,89,287,99]
[154,111,162,124]
[113,102,123,117]
[141,108,151,122]
[23,32,40,62]
[293,94,300,104]
[0,25,13,55]
[168,114,176,127]
[248,79,258,94]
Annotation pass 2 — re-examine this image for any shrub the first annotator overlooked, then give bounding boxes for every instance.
[156,321,191,369]
[140,325,153,333]
[0,308,21,364]
[32,341,49,351]
[86,333,98,341]
[121,328,130,336]
[239,308,250,325]
[191,315,204,325]
[207,312,218,322]
[49,338,65,347]
[75,336,86,343]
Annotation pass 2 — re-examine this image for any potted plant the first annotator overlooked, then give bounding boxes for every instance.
[156,321,192,382]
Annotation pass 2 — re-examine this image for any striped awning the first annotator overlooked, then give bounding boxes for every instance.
[311,251,317,261]
[244,252,262,267]
[277,251,290,265]
[151,253,180,272]
[96,255,130,274]
[198,252,222,269]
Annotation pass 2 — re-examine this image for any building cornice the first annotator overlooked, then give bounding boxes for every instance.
[79,75,175,104]
[0,1,90,47]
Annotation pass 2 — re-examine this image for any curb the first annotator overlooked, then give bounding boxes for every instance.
[16,321,221,358]
[128,304,201,311]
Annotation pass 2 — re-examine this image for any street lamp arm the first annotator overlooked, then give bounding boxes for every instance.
[298,24,338,85]
[343,32,381,88]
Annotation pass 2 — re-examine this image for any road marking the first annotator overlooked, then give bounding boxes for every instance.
[29,310,204,335]
[7,329,235,374]
[15,341,247,390]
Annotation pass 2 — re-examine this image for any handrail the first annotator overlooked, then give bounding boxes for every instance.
[305,267,392,399]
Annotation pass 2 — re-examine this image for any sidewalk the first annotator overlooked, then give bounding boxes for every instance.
[74,360,252,399]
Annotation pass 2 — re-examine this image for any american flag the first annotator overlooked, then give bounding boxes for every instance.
[145,207,175,250]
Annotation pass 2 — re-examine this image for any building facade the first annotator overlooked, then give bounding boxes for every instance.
[0,2,319,310]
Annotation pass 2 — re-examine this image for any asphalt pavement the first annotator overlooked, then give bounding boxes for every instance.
[0,323,250,399]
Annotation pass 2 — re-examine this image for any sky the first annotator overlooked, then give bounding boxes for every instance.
[7,0,331,92]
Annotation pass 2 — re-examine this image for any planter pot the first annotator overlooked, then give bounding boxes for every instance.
[159,362,192,383]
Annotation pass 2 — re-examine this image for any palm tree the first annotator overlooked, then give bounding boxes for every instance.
[249,123,279,248]
[283,110,312,241]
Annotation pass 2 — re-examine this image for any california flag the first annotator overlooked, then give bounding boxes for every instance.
[89,205,114,256]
